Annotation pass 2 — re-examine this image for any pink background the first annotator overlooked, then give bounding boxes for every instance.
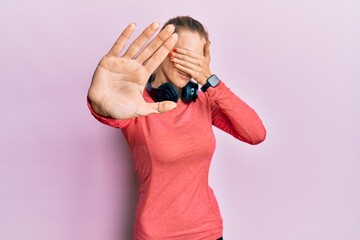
[1,0,359,239]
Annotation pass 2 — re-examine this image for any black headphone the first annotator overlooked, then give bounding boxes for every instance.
[145,74,198,104]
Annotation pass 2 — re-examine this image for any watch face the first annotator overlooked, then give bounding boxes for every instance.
[208,75,220,87]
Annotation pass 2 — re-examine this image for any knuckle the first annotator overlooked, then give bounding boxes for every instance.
[131,41,141,51]
[144,45,155,55]
[142,29,153,39]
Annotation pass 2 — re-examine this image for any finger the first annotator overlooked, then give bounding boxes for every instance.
[123,22,160,59]
[137,101,177,115]
[171,58,200,72]
[173,62,195,77]
[136,24,176,64]
[174,63,209,84]
[204,41,211,59]
[155,101,177,113]
[173,48,203,58]
[170,51,201,66]
[143,33,178,77]
[107,23,137,57]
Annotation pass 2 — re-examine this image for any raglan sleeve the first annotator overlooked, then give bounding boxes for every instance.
[206,81,266,145]
[87,98,135,129]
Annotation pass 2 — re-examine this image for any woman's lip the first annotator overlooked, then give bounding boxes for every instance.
[178,71,191,79]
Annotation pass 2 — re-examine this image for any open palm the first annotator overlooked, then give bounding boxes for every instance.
[88,22,178,119]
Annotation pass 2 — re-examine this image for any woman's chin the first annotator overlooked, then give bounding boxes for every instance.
[175,79,191,89]
[174,73,191,87]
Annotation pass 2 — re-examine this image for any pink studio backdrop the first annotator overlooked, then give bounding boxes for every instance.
[1,0,359,239]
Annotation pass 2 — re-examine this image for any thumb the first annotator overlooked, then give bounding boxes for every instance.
[146,101,177,114]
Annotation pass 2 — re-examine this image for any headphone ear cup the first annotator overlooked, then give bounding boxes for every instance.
[181,81,199,103]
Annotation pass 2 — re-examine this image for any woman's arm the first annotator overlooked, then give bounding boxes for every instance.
[169,45,266,144]
[206,81,266,145]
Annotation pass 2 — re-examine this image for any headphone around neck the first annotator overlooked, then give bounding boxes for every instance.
[145,74,198,104]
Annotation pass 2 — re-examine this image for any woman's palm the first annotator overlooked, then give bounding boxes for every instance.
[88,22,178,119]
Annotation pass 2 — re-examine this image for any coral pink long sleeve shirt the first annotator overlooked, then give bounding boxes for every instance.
[88,81,266,240]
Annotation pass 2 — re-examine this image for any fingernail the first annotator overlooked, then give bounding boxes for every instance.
[173,48,177,53]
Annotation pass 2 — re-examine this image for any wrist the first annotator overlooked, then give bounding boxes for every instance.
[87,89,111,117]
[87,97,109,117]
[200,74,220,92]
[200,72,212,85]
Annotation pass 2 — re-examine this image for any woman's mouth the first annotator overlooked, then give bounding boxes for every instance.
[178,71,191,80]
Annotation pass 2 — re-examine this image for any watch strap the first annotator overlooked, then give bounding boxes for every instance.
[201,82,211,92]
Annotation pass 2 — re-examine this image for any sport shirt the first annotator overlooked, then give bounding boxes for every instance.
[88,81,266,240]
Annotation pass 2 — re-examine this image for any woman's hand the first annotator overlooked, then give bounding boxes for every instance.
[169,41,212,85]
[88,22,178,119]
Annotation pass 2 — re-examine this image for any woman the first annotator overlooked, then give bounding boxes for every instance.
[88,16,266,240]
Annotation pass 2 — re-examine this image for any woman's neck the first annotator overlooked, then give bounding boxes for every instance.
[151,70,167,88]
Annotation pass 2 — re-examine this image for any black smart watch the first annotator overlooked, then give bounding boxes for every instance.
[201,74,220,92]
